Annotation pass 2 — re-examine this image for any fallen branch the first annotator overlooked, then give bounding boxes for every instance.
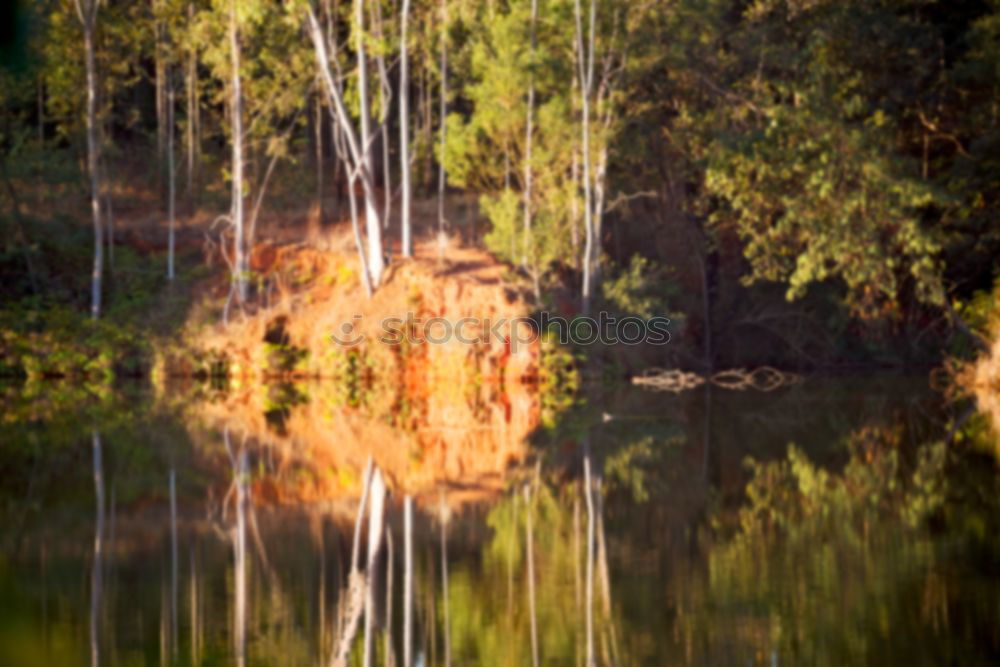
[633,366,801,392]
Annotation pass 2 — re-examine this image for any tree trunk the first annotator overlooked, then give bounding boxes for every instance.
[233,447,248,666]
[167,69,176,280]
[403,496,414,667]
[307,4,382,292]
[571,144,580,260]
[355,0,385,286]
[583,454,595,667]
[90,432,105,667]
[525,484,539,667]
[372,0,392,234]
[169,469,178,656]
[400,0,413,257]
[440,499,451,667]
[437,0,448,244]
[78,1,104,320]
[155,0,167,202]
[575,0,596,314]
[229,1,247,303]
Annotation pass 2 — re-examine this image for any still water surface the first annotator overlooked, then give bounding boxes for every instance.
[1,375,998,665]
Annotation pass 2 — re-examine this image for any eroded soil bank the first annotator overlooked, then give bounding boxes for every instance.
[154,228,574,503]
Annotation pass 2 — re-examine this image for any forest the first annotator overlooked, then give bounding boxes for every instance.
[4,2,1000,666]
[0,0,998,375]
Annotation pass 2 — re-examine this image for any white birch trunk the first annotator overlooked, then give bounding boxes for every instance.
[167,70,177,280]
[574,0,597,313]
[306,5,383,294]
[437,0,448,243]
[355,0,386,286]
[400,0,413,257]
[229,1,247,302]
[76,0,103,319]
[372,0,392,232]
[155,0,167,198]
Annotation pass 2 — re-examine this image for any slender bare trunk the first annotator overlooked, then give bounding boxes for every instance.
[574,0,596,314]
[421,66,432,192]
[167,70,177,280]
[306,5,382,293]
[190,548,199,665]
[169,469,178,656]
[571,145,580,260]
[592,144,607,286]
[229,1,247,303]
[155,0,166,200]
[525,484,539,667]
[233,448,248,667]
[437,0,448,243]
[440,498,451,667]
[404,496,414,667]
[583,455,595,667]
[372,0,392,233]
[77,0,103,319]
[355,0,386,286]
[90,432,105,667]
[362,469,387,667]
[400,0,413,257]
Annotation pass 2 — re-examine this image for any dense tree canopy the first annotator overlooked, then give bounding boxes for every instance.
[2,0,999,365]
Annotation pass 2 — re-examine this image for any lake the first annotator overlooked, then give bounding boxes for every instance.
[1,374,998,665]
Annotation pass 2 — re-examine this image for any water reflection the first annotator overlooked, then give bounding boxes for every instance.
[1,375,999,665]
[90,432,104,667]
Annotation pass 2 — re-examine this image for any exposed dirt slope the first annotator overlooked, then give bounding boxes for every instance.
[160,223,546,504]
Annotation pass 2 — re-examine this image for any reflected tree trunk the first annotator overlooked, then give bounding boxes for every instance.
[525,483,539,667]
[232,439,249,667]
[170,468,178,657]
[439,495,451,667]
[595,476,619,665]
[583,453,595,667]
[362,468,386,667]
[190,545,200,665]
[90,432,105,667]
[404,496,414,667]
[384,526,396,667]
